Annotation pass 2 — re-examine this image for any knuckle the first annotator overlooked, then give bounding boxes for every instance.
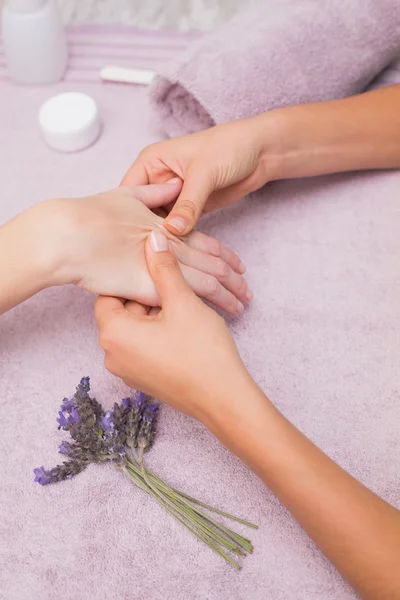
[104,354,118,377]
[153,256,175,274]
[206,276,220,297]
[208,238,221,257]
[97,318,118,351]
[138,143,157,160]
[98,328,112,351]
[178,198,199,219]
[215,259,230,280]
[237,277,247,296]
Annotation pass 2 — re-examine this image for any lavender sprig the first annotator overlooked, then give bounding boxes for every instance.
[34,377,258,568]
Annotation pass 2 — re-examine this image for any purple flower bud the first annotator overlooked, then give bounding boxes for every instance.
[59,441,72,455]
[33,467,51,486]
[61,397,76,412]
[57,411,69,430]
[68,407,80,425]
[76,376,90,399]
[135,391,147,406]
[121,397,131,411]
[99,410,114,432]
[143,403,160,423]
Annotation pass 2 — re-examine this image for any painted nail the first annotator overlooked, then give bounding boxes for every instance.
[150,230,169,253]
[245,289,254,302]
[167,177,181,184]
[239,260,246,274]
[236,301,245,314]
[167,216,187,233]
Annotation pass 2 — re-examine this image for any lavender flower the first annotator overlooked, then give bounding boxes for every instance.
[99,410,114,433]
[121,397,131,411]
[137,403,159,453]
[76,376,90,399]
[59,441,73,455]
[35,377,258,569]
[61,397,75,412]
[34,460,88,485]
[33,466,52,485]
[57,411,69,430]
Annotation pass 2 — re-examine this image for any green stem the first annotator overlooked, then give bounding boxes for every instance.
[125,457,254,551]
[162,484,253,554]
[137,461,244,559]
[124,464,242,570]
[143,463,258,529]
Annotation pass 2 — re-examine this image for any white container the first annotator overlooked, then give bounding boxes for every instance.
[38,92,101,152]
[1,0,68,85]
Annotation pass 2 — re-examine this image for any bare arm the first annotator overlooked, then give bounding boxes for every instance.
[265,84,400,180]
[206,380,400,600]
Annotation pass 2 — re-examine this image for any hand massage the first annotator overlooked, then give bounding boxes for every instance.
[1,1,399,599]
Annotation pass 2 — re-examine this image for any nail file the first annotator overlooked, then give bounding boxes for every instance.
[100,66,155,85]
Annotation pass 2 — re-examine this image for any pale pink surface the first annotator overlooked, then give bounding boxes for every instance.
[0,30,400,600]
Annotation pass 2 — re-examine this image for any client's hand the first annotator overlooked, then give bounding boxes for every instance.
[39,182,250,315]
[121,116,281,235]
[95,229,252,420]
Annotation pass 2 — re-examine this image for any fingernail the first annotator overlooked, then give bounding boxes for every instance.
[167,177,181,184]
[239,261,246,274]
[150,230,169,252]
[167,216,187,233]
[245,289,253,302]
[236,301,245,314]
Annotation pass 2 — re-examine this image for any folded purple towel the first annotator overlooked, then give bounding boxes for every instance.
[149,0,400,137]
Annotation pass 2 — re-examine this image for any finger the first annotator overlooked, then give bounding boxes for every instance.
[124,301,150,317]
[176,243,252,304]
[121,160,149,186]
[145,230,194,312]
[133,179,182,209]
[94,295,126,329]
[165,169,214,236]
[180,265,244,317]
[186,231,246,274]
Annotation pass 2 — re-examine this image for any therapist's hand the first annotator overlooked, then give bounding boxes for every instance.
[95,230,251,420]
[121,116,281,235]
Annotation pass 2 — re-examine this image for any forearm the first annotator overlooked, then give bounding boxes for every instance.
[203,377,400,599]
[0,202,64,315]
[259,84,400,182]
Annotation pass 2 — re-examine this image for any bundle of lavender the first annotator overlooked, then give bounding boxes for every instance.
[34,377,257,569]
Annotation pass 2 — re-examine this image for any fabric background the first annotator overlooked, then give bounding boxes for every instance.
[0,26,399,600]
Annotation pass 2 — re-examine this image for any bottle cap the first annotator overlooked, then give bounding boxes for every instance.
[38,92,101,152]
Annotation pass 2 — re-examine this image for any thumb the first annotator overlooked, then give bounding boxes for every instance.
[131,178,182,209]
[145,230,192,311]
[164,169,214,236]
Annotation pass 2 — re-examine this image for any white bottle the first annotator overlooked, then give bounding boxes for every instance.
[1,0,68,85]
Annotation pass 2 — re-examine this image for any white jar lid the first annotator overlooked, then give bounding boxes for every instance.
[38,92,101,152]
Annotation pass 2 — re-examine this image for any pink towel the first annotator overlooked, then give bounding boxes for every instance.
[149,0,400,137]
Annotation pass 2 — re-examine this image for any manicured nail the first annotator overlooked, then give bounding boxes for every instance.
[167,177,181,184]
[245,289,253,302]
[239,261,246,274]
[167,216,187,233]
[150,230,169,252]
[236,301,245,314]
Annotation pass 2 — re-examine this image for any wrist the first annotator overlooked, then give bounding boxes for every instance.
[254,106,315,183]
[196,369,269,433]
[21,200,75,288]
